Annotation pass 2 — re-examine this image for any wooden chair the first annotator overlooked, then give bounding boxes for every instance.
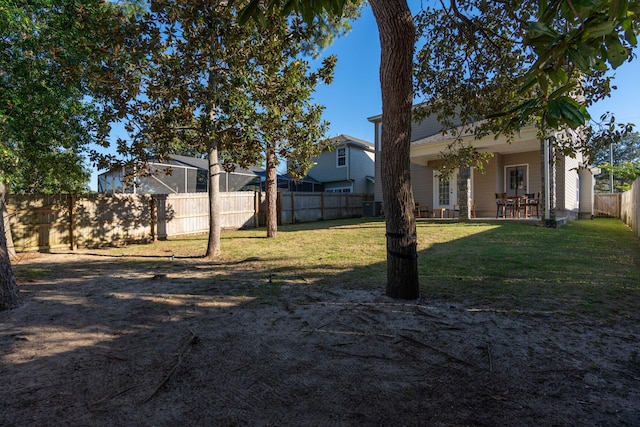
[524,192,540,218]
[414,203,430,218]
[495,193,512,218]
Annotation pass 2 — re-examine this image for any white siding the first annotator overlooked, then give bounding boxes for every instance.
[410,162,432,207]
[349,148,375,194]
[558,154,582,218]
[309,147,348,182]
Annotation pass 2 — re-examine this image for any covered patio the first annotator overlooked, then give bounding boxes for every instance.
[406,126,597,224]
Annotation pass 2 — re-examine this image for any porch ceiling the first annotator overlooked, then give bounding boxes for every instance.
[410,127,540,166]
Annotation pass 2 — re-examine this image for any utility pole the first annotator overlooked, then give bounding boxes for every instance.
[609,143,614,193]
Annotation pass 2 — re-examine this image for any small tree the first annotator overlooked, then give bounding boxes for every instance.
[225,11,339,238]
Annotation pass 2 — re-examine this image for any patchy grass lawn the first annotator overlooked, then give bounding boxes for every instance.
[64,217,640,318]
[417,218,640,317]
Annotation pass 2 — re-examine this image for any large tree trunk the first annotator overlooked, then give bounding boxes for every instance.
[265,142,278,238]
[205,142,222,258]
[0,181,20,310]
[370,0,419,299]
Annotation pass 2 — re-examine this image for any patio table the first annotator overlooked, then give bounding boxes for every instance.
[432,207,449,218]
[506,195,526,218]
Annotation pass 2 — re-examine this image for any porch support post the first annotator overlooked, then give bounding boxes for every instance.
[457,167,472,220]
[578,164,600,219]
[543,137,557,227]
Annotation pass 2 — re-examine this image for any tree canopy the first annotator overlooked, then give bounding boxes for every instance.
[1,0,95,193]
[414,0,639,141]
[594,129,640,191]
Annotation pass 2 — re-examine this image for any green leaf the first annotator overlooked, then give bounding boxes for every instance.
[624,26,638,46]
[537,73,549,95]
[581,19,616,40]
[238,0,260,25]
[605,36,629,68]
[567,43,600,71]
[558,97,588,128]
[549,68,569,85]
[609,0,629,20]
[528,21,559,39]
[547,98,563,120]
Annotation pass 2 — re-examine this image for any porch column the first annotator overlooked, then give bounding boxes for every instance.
[543,138,557,226]
[578,165,600,219]
[457,167,472,220]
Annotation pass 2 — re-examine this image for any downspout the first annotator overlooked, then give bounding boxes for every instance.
[544,137,551,222]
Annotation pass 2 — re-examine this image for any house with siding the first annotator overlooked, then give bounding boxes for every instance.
[368,111,600,222]
[305,134,375,194]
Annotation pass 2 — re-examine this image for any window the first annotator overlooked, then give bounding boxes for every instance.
[337,147,346,167]
[326,187,352,193]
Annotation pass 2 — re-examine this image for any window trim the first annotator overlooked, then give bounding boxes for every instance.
[336,147,347,168]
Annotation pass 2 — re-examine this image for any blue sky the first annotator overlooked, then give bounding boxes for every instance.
[89,5,640,189]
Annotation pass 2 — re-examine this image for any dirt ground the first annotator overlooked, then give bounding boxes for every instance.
[1,252,639,427]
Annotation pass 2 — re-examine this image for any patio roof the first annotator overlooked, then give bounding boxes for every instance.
[410,125,541,165]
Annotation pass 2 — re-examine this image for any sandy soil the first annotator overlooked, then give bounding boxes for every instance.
[1,252,639,426]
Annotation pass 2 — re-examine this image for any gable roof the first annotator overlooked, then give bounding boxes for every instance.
[328,134,374,152]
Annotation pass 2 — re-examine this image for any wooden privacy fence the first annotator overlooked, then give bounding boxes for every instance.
[621,179,640,238]
[594,193,621,218]
[278,192,369,224]
[7,191,370,252]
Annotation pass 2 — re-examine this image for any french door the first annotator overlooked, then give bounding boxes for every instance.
[433,170,457,211]
[505,165,528,197]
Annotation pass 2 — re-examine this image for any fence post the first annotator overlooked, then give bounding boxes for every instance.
[321,192,325,221]
[254,191,260,228]
[68,194,76,251]
[149,195,156,241]
[155,194,168,240]
[277,191,282,225]
[291,192,295,224]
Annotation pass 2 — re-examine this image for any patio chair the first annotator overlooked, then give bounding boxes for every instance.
[453,200,476,219]
[414,203,430,218]
[525,192,540,218]
[495,193,512,218]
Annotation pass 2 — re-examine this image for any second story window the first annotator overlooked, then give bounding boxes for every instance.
[337,147,346,167]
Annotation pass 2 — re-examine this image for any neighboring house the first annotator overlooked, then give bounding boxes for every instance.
[98,155,262,194]
[304,134,375,194]
[253,170,325,192]
[368,112,600,222]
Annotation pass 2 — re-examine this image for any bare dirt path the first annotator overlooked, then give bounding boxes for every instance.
[1,253,639,426]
